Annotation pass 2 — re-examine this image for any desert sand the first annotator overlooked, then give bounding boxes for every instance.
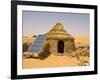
[23,54,89,69]
[75,35,89,44]
[23,35,36,44]
[22,35,89,69]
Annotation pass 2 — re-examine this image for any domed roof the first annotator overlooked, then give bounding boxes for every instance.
[52,22,63,30]
[46,22,74,39]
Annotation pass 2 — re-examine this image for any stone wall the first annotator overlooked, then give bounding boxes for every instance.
[45,39,57,54]
[64,39,76,53]
[43,38,76,56]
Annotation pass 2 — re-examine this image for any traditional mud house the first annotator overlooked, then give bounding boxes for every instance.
[44,22,76,55]
[28,22,76,56]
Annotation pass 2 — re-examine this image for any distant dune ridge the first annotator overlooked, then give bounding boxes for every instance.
[23,35,36,44]
[75,35,89,44]
[23,35,89,45]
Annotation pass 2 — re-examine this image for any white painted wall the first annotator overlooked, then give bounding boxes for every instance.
[0,0,99,80]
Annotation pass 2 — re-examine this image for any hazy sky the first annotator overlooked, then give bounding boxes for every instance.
[23,11,90,36]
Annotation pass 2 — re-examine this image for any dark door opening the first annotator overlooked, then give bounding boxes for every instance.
[57,40,64,53]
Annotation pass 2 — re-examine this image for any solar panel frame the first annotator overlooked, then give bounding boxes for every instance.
[28,35,46,53]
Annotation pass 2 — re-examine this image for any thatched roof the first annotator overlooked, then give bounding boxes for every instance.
[46,22,74,39]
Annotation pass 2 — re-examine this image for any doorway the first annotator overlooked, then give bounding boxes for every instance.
[57,40,64,53]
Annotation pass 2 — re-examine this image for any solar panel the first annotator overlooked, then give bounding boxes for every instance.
[28,35,46,53]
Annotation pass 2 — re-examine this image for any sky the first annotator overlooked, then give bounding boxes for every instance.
[22,11,90,37]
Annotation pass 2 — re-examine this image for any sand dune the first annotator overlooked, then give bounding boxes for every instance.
[23,35,36,44]
[75,35,89,44]
[23,35,89,44]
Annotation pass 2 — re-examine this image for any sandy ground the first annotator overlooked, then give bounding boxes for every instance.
[22,35,90,69]
[23,54,89,69]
